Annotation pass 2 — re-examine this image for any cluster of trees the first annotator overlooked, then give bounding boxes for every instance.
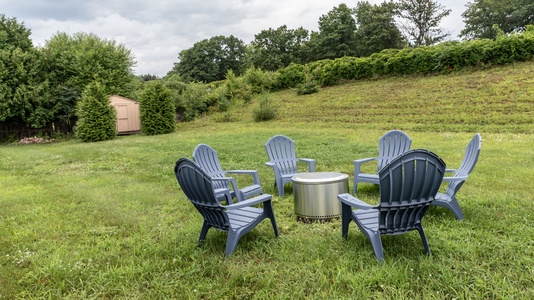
[171,0,533,84]
[1,14,136,133]
[2,0,533,140]
[461,0,534,39]
[171,1,423,82]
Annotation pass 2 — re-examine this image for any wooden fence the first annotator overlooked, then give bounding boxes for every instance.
[0,118,76,142]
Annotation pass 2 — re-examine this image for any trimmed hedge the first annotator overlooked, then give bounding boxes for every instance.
[274,25,534,86]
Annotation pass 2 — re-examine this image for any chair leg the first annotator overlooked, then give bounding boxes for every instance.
[353,180,359,195]
[368,233,385,262]
[225,232,240,256]
[264,201,279,237]
[416,226,431,256]
[448,197,464,220]
[198,221,210,247]
[433,194,464,220]
[341,203,352,239]
[276,179,285,197]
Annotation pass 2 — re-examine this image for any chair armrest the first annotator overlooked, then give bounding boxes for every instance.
[225,170,261,185]
[265,162,282,182]
[337,193,375,210]
[212,177,237,188]
[353,157,376,165]
[213,187,233,203]
[265,162,276,168]
[225,194,272,210]
[353,157,376,176]
[445,168,457,173]
[212,177,241,202]
[442,175,469,182]
[298,158,316,172]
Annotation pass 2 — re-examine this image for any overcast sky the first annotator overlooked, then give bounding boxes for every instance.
[2,0,470,77]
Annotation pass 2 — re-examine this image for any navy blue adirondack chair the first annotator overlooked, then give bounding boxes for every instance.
[174,158,279,256]
[353,130,412,195]
[432,133,482,220]
[264,135,316,197]
[193,144,263,204]
[339,149,446,262]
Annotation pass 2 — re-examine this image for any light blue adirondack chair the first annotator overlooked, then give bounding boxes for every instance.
[339,149,446,262]
[192,144,263,204]
[174,158,279,256]
[264,135,316,197]
[353,130,412,195]
[432,133,482,220]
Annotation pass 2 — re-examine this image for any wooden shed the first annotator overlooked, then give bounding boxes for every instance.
[110,95,141,134]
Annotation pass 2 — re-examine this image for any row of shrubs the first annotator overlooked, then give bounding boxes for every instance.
[169,26,534,121]
[307,25,534,86]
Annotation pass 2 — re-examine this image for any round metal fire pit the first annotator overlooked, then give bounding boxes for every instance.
[292,172,349,220]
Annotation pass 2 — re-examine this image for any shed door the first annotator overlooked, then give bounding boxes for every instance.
[116,104,130,132]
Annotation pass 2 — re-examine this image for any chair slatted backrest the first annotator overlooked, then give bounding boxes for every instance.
[265,135,298,175]
[377,130,412,171]
[192,144,229,191]
[175,158,230,231]
[378,150,445,235]
[446,133,482,196]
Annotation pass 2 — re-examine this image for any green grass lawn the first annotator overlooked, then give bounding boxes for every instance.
[1,61,533,299]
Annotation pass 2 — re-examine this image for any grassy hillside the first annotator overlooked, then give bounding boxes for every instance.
[0,61,533,298]
[226,60,533,133]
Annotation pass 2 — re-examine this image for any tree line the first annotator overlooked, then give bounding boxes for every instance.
[171,0,533,83]
[1,0,533,139]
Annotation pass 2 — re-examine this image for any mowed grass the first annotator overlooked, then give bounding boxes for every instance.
[1,61,533,299]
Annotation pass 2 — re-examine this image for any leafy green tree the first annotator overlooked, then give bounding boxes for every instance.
[139,81,176,135]
[75,81,116,142]
[354,1,404,56]
[308,4,359,61]
[461,0,534,39]
[0,14,32,51]
[172,35,245,83]
[0,14,52,128]
[138,74,159,81]
[398,0,451,46]
[247,25,309,71]
[42,32,136,122]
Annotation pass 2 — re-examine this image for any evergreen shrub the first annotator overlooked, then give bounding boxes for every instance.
[140,81,175,135]
[75,81,116,142]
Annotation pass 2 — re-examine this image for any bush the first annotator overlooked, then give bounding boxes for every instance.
[253,94,277,122]
[139,81,176,135]
[296,76,320,95]
[75,81,116,142]
[174,82,209,122]
[205,84,230,112]
[272,63,306,90]
[242,66,273,94]
[225,70,253,103]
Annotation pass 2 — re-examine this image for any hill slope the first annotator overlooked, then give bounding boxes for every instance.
[225,60,534,134]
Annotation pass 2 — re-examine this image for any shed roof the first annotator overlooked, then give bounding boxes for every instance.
[110,95,139,104]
